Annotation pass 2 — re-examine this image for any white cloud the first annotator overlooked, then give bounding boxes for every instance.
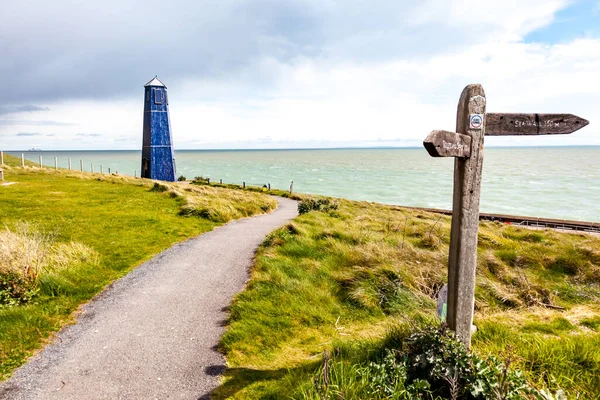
[1,0,597,150]
[169,37,600,148]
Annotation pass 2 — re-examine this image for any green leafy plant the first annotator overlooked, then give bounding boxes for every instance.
[298,198,339,215]
[304,326,543,400]
[0,272,38,307]
[177,175,187,181]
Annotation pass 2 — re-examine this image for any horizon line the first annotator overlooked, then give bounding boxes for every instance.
[3,144,600,152]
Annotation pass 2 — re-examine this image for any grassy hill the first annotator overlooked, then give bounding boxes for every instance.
[214,198,600,399]
[2,154,599,398]
[0,154,277,380]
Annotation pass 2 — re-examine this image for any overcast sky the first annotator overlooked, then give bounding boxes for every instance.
[1,0,599,150]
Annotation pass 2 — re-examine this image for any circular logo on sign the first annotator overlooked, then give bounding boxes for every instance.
[469,114,483,129]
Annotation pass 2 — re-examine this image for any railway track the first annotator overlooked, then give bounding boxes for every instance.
[405,207,600,234]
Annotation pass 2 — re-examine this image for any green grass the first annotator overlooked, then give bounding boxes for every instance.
[215,197,600,399]
[0,155,277,380]
[473,321,600,396]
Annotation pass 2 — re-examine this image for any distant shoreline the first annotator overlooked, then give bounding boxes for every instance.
[3,144,600,152]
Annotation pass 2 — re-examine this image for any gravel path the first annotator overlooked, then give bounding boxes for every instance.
[0,197,298,400]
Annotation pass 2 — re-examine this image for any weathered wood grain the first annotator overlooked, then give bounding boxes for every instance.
[486,113,588,136]
[447,84,486,348]
[423,130,472,158]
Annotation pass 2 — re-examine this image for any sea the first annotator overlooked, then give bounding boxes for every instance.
[7,147,600,223]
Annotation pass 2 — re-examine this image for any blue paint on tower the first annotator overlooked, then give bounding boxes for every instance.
[141,76,176,181]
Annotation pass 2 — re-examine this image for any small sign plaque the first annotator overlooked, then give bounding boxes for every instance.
[485,113,589,136]
[469,114,483,130]
[423,130,471,158]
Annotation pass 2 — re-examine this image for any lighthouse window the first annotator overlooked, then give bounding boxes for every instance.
[154,88,164,105]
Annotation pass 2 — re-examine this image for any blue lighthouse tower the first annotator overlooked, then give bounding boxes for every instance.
[141,76,176,181]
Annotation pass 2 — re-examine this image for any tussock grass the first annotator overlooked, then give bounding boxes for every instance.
[216,198,600,399]
[0,222,98,279]
[0,160,277,380]
[0,222,98,307]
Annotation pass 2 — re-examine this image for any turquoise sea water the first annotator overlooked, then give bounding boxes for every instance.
[8,147,600,222]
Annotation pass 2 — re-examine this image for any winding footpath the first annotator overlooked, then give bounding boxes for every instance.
[0,197,298,400]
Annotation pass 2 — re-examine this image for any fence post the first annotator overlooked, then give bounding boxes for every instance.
[220,179,222,184]
[68,158,72,170]
[54,157,58,170]
[101,165,103,174]
[39,155,43,168]
[21,153,24,167]
[91,162,94,173]
[207,178,210,184]
[290,180,294,194]
[80,160,83,171]
[0,151,3,166]
[268,183,271,190]
[243,181,246,188]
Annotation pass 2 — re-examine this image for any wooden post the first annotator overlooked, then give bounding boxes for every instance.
[290,180,294,194]
[68,158,72,170]
[134,170,137,178]
[21,153,24,167]
[243,181,246,189]
[101,165,103,174]
[207,178,210,184]
[268,183,271,190]
[39,155,43,168]
[220,179,222,184]
[0,151,3,166]
[80,160,83,171]
[445,84,486,347]
[54,157,58,170]
[91,162,94,173]
[109,168,111,174]
[423,84,588,348]
[0,169,3,181]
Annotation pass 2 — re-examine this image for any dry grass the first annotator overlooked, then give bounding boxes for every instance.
[0,222,98,281]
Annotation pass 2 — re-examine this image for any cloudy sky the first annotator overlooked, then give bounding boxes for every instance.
[1,0,598,150]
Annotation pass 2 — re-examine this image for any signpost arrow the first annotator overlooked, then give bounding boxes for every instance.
[422,84,590,348]
[486,113,589,136]
[424,130,472,158]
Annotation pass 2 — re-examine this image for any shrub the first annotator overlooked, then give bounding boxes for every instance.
[298,198,339,215]
[307,326,545,400]
[177,175,187,181]
[0,271,38,307]
[149,182,168,192]
[401,326,535,399]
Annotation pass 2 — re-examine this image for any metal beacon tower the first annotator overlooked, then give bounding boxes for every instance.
[141,76,176,181]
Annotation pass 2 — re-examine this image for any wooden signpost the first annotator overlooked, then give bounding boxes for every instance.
[423,84,589,347]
